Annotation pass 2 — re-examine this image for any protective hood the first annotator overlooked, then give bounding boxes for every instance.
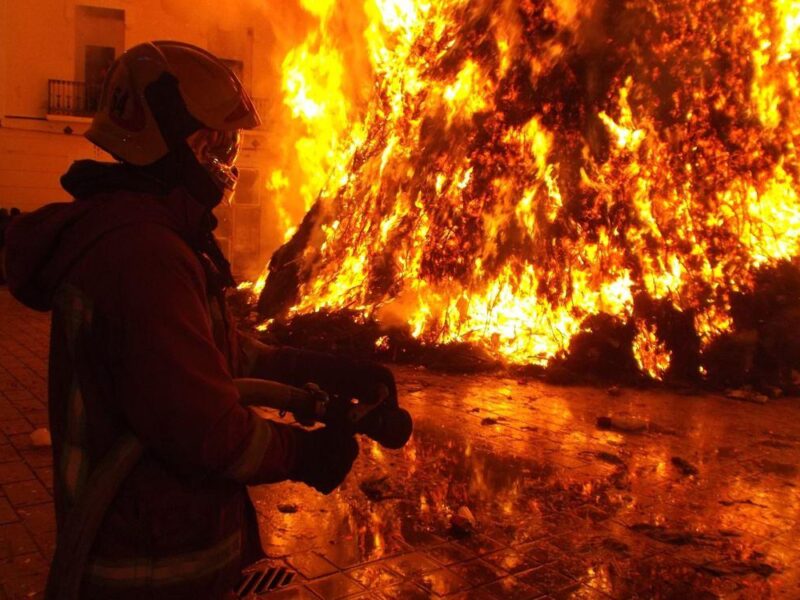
[4,161,213,311]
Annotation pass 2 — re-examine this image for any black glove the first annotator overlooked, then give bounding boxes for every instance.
[279,349,398,406]
[290,427,359,494]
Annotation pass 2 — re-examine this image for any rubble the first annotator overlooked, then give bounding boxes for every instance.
[359,475,395,502]
[450,506,476,536]
[671,457,699,477]
[629,523,718,546]
[699,559,777,578]
[726,389,769,404]
[29,428,51,447]
[596,415,648,433]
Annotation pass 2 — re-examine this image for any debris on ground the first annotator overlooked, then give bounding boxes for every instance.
[480,417,499,426]
[756,460,799,477]
[278,503,298,514]
[671,456,699,476]
[718,529,741,537]
[450,506,476,536]
[699,559,777,578]
[719,498,768,508]
[29,428,51,447]
[647,422,679,436]
[602,538,630,554]
[359,475,395,501]
[591,451,627,467]
[629,523,718,546]
[726,389,768,404]
[607,385,622,396]
[596,415,647,433]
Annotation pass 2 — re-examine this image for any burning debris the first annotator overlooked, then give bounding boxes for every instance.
[247,0,800,388]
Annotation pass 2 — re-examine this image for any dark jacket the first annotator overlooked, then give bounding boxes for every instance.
[4,162,296,599]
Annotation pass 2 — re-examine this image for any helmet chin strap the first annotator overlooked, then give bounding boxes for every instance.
[144,72,236,288]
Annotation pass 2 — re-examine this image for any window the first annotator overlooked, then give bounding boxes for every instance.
[75,6,124,107]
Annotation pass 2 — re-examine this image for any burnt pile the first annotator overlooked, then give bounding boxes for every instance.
[250,0,800,390]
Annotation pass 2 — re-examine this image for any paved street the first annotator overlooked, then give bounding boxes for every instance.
[1,288,799,598]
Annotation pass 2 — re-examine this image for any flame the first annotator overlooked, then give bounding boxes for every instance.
[253,0,800,379]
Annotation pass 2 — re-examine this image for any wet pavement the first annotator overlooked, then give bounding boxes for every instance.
[1,289,799,598]
[250,369,800,599]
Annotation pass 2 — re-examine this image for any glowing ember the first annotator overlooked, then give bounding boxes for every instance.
[254,0,800,379]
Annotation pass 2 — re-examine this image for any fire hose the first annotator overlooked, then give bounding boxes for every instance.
[234,378,413,449]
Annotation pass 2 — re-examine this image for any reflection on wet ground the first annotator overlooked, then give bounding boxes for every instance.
[249,367,800,599]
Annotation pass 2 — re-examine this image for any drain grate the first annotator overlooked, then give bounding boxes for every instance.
[236,565,296,597]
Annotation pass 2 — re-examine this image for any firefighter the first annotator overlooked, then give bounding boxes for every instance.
[4,41,393,599]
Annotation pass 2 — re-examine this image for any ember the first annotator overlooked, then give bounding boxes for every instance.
[250,0,800,386]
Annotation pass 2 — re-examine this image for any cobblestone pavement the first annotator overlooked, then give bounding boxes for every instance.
[2,288,800,598]
[0,289,54,599]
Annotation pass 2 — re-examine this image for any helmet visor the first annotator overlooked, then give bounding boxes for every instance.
[189,129,242,192]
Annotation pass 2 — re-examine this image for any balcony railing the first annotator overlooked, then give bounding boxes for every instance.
[48,80,269,125]
[48,80,102,118]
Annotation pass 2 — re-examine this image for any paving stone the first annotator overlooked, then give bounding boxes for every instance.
[7,434,33,452]
[449,558,505,587]
[0,523,38,559]
[454,534,505,557]
[3,479,50,508]
[414,567,471,596]
[0,445,20,464]
[374,580,431,600]
[0,572,46,600]
[286,550,339,579]
[18,449,52,469]
[0,419,32,436]
[25,411,49,429]
[322,535,408,569]
[346,563,404,589]
[0,402,22,421]
[30,529,56,560]
[0,498,19,525]
[474,575,543,599]
[0,552,49,580]
[32,467,53,491]
[518,566,583,595]
[0,462,35,485]
[17,503,55,534]
[257,586,321,600]
[428,542,477,566]
[383,552,440,578]
[483,549,537,575]
[306,572,365,599]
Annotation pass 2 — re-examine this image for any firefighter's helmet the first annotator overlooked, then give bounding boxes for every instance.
[86,41,260,168]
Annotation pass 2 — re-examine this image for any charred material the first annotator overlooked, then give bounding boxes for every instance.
[254,0,800,389]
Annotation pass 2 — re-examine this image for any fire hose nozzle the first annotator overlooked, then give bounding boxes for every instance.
[233,378,413,449]
[235,378,323,422]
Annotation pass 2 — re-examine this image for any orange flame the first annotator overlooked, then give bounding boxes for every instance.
[254,0,800,379]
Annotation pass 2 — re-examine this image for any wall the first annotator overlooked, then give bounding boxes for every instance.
[0,0,286,276]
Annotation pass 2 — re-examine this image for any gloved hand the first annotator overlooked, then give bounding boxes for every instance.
[247,344,397,407]
[290,427,359,494]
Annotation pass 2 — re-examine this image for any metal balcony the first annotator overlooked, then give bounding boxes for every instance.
[48,79,102,118]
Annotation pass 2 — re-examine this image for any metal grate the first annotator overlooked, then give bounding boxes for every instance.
[47,80,103,117]
[236,565,296,597]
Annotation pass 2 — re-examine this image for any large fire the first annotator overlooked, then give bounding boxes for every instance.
[249,0,800,380]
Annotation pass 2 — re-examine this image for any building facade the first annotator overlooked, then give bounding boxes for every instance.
[0,0,282,277]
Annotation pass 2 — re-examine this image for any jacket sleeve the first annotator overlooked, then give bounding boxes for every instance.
[238,334,397,405]
[109,224,297,484]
